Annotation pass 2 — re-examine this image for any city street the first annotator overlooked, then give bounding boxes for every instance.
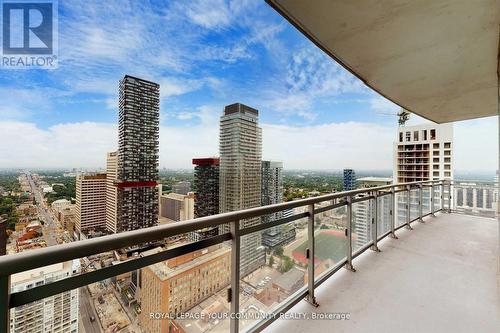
[26,172,58,246]
[80,287,102,333]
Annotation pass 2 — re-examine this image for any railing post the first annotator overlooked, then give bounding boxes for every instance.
[431,183,435,216]
[230,220,240,333]
[389,187,398,239]
[371,191,381,252]
[405,185,413,230]
[447,181,452,213]
[345,195,356,272]
[440,182,444,211]
[0,274,10,333]
[305,204,319,306]
[418,183,424,223]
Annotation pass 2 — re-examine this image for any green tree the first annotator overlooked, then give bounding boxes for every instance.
[269,256,275,267]
[280,257,294,273]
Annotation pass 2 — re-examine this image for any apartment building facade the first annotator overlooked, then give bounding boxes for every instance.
[394,123,453,183]
[261,161,296,248]
[343,169,356,191]
[116,75,160,232]
[160,193,195,222]
[353,177,392,249]
[75,173,107,235]
[105,151,118,233]
[139,245,231,333]
[393,123,454,224]
[190,158,220,242]
[10,260,79,333]
[219,103,265,276]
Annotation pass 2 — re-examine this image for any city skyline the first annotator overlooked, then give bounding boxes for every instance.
[0,0,496,172]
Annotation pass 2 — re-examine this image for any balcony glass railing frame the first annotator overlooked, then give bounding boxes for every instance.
[0,180,451,333]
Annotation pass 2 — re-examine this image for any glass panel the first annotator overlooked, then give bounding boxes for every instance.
[422,187,431,215]
[161,244,232,333]
[352,198,374,251]
[377,194,392,235]
[239,219,306,332]
[314,204,348,278]
[396,191,408,226]
[409,189,419,221]
[433,185,442,210]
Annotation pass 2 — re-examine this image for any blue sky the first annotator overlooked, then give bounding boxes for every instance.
[0,0,497,172]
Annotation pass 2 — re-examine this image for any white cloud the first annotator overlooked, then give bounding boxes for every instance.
[0,116,496,172]
[369,95,401,114]
[184,0,232,30]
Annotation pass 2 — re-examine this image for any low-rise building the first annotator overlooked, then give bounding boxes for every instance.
[139,245,231,333]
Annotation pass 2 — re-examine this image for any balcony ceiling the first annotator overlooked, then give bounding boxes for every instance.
[267,0,500,123]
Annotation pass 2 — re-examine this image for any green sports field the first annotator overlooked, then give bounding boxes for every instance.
[292,231,348,264]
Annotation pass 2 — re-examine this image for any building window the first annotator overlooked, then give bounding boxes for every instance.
[430,129,436,140]
[405,132,411,142]
[413,131,419,141]
[433,143,439,149]
[444,142,451,148]
[399,132,403,142]
[423,130,427,140]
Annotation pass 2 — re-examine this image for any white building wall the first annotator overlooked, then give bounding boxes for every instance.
[10,260,79,333]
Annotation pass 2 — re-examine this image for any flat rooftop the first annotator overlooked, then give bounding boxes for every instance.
[265,213,499,333]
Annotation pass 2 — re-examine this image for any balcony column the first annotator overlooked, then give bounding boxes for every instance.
[345,195,356,271]
[0,274,9,333]
[229,220,240,333]
[389,187,398,239]
[418,183,424,222]
[305,203,319,306]
[370,190,381,252]
[405,185,413,230]
[472,187,478,209]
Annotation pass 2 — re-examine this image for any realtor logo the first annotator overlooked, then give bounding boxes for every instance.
[1,0,58,68]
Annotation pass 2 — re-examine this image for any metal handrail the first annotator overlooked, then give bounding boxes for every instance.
[0,179,450,333]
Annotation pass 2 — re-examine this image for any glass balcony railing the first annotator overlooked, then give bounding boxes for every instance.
[0,180,452,333]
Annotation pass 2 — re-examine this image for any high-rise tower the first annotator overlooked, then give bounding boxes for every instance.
[261,161,296,248]
[193,158,220,218]
[219,103,264,276]
[393,123,453,224]
[343,169,356,191]
[116,75,160,232]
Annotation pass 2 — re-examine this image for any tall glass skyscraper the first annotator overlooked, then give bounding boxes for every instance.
[219,103,265,276]
[116,75,160,232]
[343,168,357,191]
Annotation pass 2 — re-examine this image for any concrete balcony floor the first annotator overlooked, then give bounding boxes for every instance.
[265,213,499,333]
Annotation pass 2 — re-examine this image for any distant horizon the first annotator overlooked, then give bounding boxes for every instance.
[1,167,497,177]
